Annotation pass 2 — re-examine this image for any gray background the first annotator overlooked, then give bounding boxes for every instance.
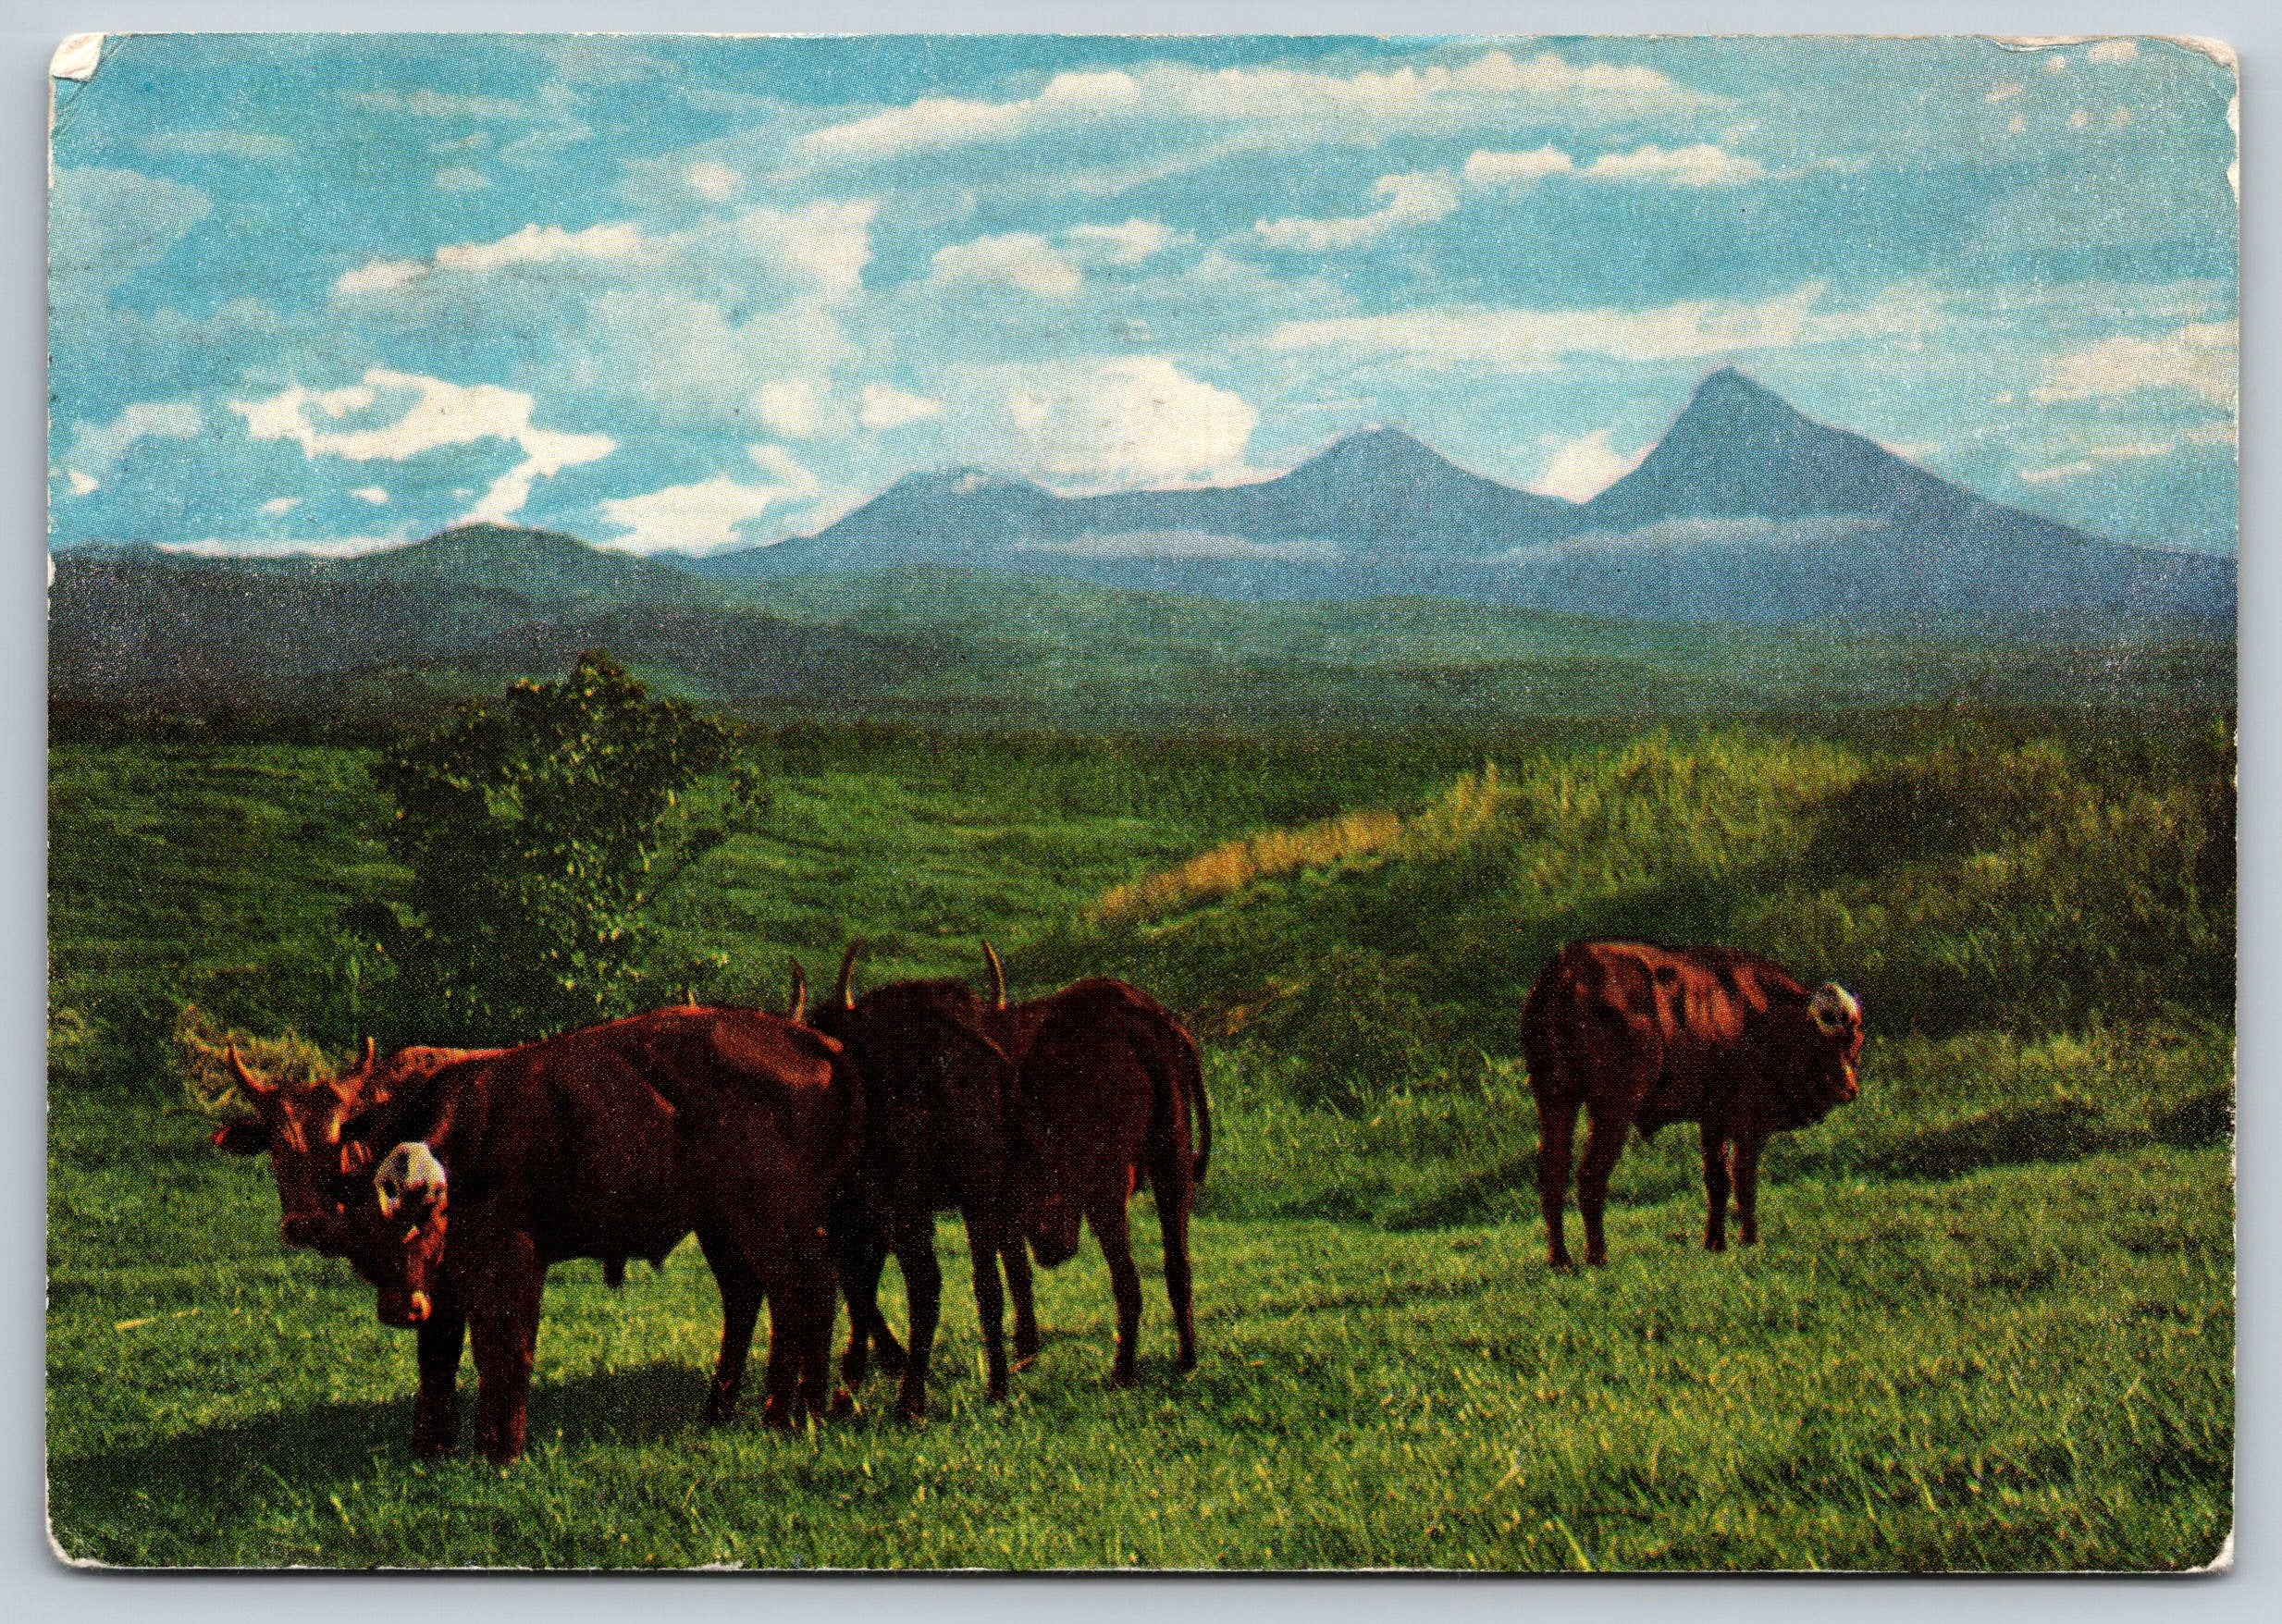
[5,0,2266,1613]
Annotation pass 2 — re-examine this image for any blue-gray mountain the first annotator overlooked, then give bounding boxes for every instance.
[684,368,2232,636]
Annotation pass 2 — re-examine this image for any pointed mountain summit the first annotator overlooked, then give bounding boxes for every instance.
[1579,365,1971,531]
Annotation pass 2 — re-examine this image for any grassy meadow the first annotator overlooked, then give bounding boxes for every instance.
[44,709,2234,1569]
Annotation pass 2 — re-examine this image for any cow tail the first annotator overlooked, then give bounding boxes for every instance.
[1181,1029,1212,1187]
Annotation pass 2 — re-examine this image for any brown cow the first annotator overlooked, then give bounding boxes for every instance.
[1522,941,1863,1269]
[979,945,1211,1388]
[805,943,1038,1421]
[218,1007,859,1461]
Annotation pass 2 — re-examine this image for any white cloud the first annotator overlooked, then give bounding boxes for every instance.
[2068,109,2091,129]
[68,399,203,474]
[1463,146,1578,185]
[2031,321,2236,405]
[160,535,409,560]
[1256,172,1460,251]
[337,258,427,296]
[858,383,944,431]
[435,166,490,191]
[1986,81,2024,104]
[437,220,642,275]
[756,377,828,439]
[1583,142,1767,187]
[1002,357,1257,489]
[2019,460,2095,484]
[2089,40,2140,64]
[351,486,390,504]
[931,232,1083,299]
[2044,55,2070,75]
[594,444,822,554]
[259,496,301,515]
[797,49,1722,164]
[1265,281,1897,371]
[1529,429,1647,501]
[230,368,615,523]
[347,89,532,119]
[685,161,739,201]
[67,471,99,496]
[1065,218,1184,265]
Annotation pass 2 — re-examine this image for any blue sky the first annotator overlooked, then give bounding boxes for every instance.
[48,33,2238,556]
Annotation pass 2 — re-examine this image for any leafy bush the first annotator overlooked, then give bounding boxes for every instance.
[171,1002,336,1118]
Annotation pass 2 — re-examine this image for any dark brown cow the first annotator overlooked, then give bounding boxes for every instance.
[218,1007,859,1462]
[979,945,1211,1388]
[805,943,1038,1421]
[1521,941,1864,1270]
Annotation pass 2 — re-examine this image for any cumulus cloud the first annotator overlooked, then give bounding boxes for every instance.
[1463,146,1578,185]
[858,383,944,431]
[685,161,739,200]
[756,377,830,439]
[1264,281,1899,371]
[593,444,822,553]
[1583,142,1767,186]
[230,368,615,523]
[68,400,204,474]
[797,49,1722,164]
[351,486,390,504]
[1528,429,1647,502]
[67,471,100,497]
[2089,40,2140,65]
[2031,321,2236,405]
[260,496,302,515]
[931,232,1083,298]
[1002,357,1258,489]
[1065,218,1184,265]
[2018,460,2095,484]
[1256,172,1461,251]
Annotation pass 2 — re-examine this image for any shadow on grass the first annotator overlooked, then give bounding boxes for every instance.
[48,1358,733,1559]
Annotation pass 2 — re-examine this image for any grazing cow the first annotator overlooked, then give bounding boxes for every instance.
[979,944,1212,1389]
[805,943,1037,1421]
[217,1007,859,1462]
[1521,941,1864,1269]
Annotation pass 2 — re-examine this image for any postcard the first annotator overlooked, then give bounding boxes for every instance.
[45,32,2235,1570]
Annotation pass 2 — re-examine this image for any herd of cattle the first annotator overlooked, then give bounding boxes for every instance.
[210,939,1863,1465]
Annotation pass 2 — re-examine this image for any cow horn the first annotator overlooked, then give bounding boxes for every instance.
[982,940,1007,1011]
[1809,983,1862,1036]
[836,940,863,1011]
[225,1044,278,1097]
[326,1035,378,1102]
[785,958,809,1025]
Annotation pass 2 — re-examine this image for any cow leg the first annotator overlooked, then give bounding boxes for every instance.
[1004,1239,1040,1369]
[833,1224,892,1401]
[891,1216,943,1424]
[466,1247,543,1465]
[411,1292,466,1458]
[1091,1196,1144,1388]
[961,1209,1011,1402]
[779,1234,841,1425]
[1534,1095,1579,1270]
[696,1229,765,1428]
[1733,1136,1764,1248]
[1152,1145,1199,1373]
[1574,1109,1628,1268]
[1700,1123,1732,1253]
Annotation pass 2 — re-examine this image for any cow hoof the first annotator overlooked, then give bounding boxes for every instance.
[758,1397,796,1431]
[1176,1349,1198,1373]
[894,1400,927,1426]
[1704,1237,1726,1254]
[985,1379,1008,1404]
[1108,1368,1139,1391]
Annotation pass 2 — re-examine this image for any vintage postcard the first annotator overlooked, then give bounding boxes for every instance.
[46,33,2235,1569]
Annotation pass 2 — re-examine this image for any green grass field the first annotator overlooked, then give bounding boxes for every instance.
[44,713,2234,1569]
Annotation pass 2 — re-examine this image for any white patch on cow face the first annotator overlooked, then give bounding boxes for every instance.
[1809,982,1861,1037]
[376,1140,447,1219]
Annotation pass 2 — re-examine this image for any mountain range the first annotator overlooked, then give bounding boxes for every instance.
[679,368,2234,634]
[49,369,2235,729]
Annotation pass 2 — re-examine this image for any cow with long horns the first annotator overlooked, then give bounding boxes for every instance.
[976,942,1212,1390]
[1521,941,1864,1269]
[805,941,1038,1421]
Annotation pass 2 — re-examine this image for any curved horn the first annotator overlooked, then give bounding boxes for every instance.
[982,940,1007,1011]
[224,1043,277,1097]
[1809,983,1862,1037]
[327,1034,378,1102]
[785,958,809,1025]
[835,939,864,1011]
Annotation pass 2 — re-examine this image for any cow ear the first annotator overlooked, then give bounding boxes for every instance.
[340,1140,376,1175]
[211,1119,268,1155]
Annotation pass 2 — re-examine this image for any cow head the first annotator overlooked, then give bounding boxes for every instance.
[1804,982,1866,1107]
[209,1038,383,1251]
[356,1141,451,1327]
